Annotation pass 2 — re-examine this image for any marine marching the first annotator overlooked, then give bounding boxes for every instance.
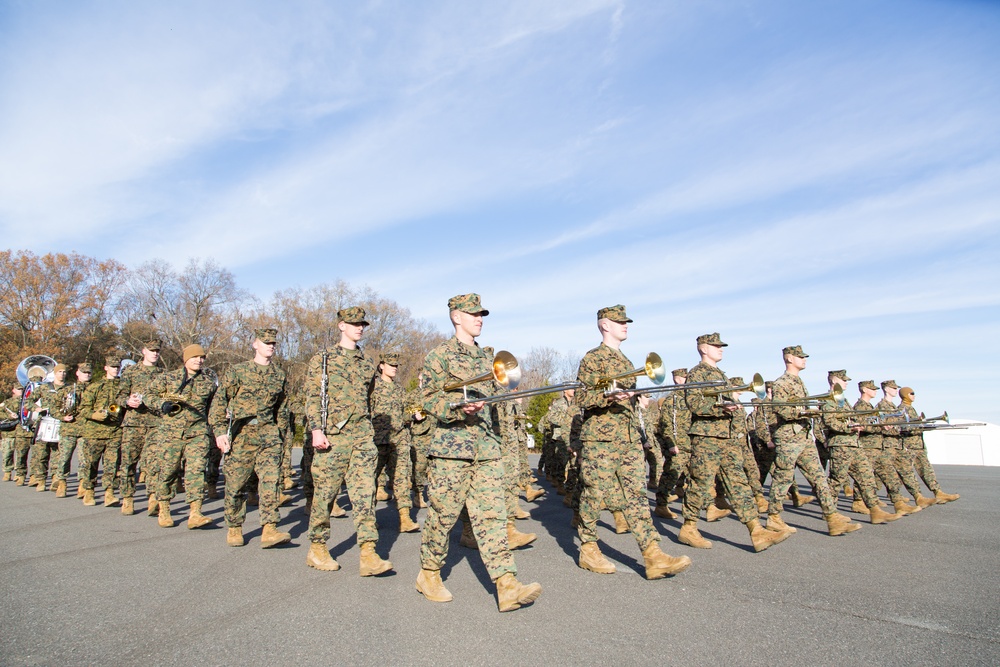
[0,295,963,613]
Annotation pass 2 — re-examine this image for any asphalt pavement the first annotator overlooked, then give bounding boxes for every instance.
[1,459,998,666]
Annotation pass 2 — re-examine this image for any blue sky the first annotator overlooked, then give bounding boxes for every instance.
[2,1,999,423]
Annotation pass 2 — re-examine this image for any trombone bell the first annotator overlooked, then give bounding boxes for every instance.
[442,350,521,393]
[595,352,665,390]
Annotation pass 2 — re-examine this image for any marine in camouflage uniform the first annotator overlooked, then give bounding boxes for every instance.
[854,382,918,514]
[539,389,578,493]
[78,355,125,506]
[1,384,28,481]
[878,381,936,509]
[51,365,90,494]
[765,345,859,537]
[653,369,693,517]
[897,387,958,503]
[29,366,69,490]
[303,307,391,576]
[677,333,790,552]
[497,395,537,547]
[210,328,292,548]
[407,381,433,506]
[573,305,690,577]
[145,344,217,528]
[725,378,767,513]
[640,394,663,489]
[371,352,419,532]
[116,340,164,514]
[414,294,541,612]
[821,370,900,524]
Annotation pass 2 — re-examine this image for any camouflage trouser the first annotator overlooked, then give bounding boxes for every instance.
[392,443,413,509]
[55,435,84,483]
[682,436,756,524]
[565,451,582,509]
[739,441,764,496]
[1,435,13,473]
[224,425,282,527]
[411,442,429,495]
[308,438,378,545]
[82,437,120,491]
[644,441,664,486]
[301,432,314,501]
[656,439,690,507]
[578,440,659,550]
[374,443,394,496]
[206,444,222,487]
[888,445,923,499]
[864,448,905,503]
[539,437,554,475]
[31,440,59,484]
[551,439,570,486]
[502,448,521,520]
[118,426,150,498]
[518,438,530,487]
[420,457,516,581]
[817,443,831,472]
[280,434,294,484]
[13,437,32,478]
[157,434,209,504]
[140,435,164,499]
[827,446,880,509]
[909,447,940,493]
[768,436,836,516]
[755,445,777,485]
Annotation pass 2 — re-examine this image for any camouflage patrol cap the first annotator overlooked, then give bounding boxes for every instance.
[183,344,207,362]
[77,363,93,373]
[671,368,688,378]
[143,338,162,351]
[881,379,899,390]
[828,369,851,382]
[254,328,278,344]
[338,306,370,325]
[783,345,808,358]
[380,352,401,366]
[597,304,632,323]
[448,293,489,315]
[104,354,121,368]
[729,376,745,387]
[696,332,727,347]
[858,380,878,391]
[53,363,67,372]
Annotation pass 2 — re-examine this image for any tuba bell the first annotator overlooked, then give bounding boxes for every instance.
[16,355,56,430]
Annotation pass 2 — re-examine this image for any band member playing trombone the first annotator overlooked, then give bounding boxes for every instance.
[855,380,919,515]
[415,293,541,612]
[78,354,125,507]
[765,346,860,537]
[879,380,936,510]
[574,305,690,578]
[303,307,392,576]
[897,387,959,503]
[210,328,292,548]
[821,370,901,524]
[117,339,164,515]
[652,368,692,519]
[678,333,789,552]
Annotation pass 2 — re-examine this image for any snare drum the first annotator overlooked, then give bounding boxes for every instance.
[37,416,61,442]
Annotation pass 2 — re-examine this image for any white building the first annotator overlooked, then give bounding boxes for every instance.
[925,420,1000,466]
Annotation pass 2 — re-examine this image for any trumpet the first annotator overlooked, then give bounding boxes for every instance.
[593,353,665,392]
[107,404,123,418]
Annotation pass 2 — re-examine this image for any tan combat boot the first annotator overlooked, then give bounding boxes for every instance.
[935,489,960,503]
[496,572,542,612]
[748,519,791,552]
[678,520,712,549]
[147,493,159,516]
[36,478,47,492]
[398,508,420,533]
[765,513,797,533]
[793,493,816,508]
[82,489,96,506]
[826,512,861,536]
[283,478,296,491]
[459,522,479,550]
[227,527,245,547]
[514,499,530,520]
[578,542,616,574]
[844,484,854,498]
[653,504,676,520]
[261,523,291,548]
[851,499,870,515]
[507,521,537,549]
[76,484,85,498]
[376,487,390,502]
[187,501,211,529]
[416,569,453,603]
[306,543,339,570]
[14,476,24,486]
[359,542,392,577]
[914,494,936,509]
[158,500,174,527]
[869,505,901,524]
[613,510,630,534]
[55,480,66,497]
[1,472,9,482]
[103,488,119,507]
[415,492,427,509]
[524,484,545,502]
[642,542,692,579]
[121,498,134,515]
[138,471,145,483]
[330,498,347,518]
[893,500,920,515]
[28,475,38,487]
[755,494,769,514]
[706,505,731,522]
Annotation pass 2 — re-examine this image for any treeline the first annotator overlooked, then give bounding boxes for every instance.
[0,250,446,392]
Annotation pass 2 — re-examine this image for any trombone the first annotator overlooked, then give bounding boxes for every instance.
[758,384,846,409]
[703,373,768,402]
[612,379,725,398]
[593,352,666,392]
[452,381,585,409]
[446,350,521,408]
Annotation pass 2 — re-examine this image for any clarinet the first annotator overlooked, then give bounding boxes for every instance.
[320,351,329,433]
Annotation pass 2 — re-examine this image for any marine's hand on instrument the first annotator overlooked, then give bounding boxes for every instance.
[127,394,142,408]
[90,410,108,421]
[461,400,485,415]
[62,415,74,423]
[607,390,632,402]
[312,429,331,450]
[215,435,231,454]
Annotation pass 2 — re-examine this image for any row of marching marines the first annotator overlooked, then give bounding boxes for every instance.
[0,295,968,613]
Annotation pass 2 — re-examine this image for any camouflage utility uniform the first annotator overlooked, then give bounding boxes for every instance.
[116,363,163,500]
[79,376,123,493]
